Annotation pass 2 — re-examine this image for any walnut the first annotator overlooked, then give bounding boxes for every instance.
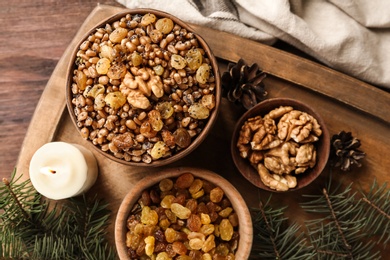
[294,143,317,174]
[250,118,282,150]
[257,163,297,191]
[264,156,296,175]
[265,141,298,165]
[148,73,164,98]
[263,106,293,120]
[126,89,151,109]
[277,110,322,143]
[263,142,298,175]
[237,106,322,191]
[249,150,264,165]
[237,116,263,158]
[112,132,134,149]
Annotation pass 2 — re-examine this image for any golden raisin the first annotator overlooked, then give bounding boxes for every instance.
[144,236,155,256]
[159,178,174,191]
[171,54,187,69]
[188,103,210,120]
[185,48,203,71]
[195,63,210,84]
[160,194,175,209]
[171,203,191,219]
[210,187,224,203]
[155,18,174,34]
[141,206,158,226]
[219,219,234,241]
[189,179,203,195]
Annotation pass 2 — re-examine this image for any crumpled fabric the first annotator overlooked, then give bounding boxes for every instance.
[116,0,390,91]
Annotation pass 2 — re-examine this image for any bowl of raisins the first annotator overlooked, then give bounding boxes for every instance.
[66,9,221,166]
[115,167,252,259]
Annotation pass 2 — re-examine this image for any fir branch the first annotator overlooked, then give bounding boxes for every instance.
[322,187,352,253]
[362,197,390,220]
[0,169,116,259]
[301,178,381,260]
[250,196,315,259]
[357,180,390,245]
[2,177,29,219]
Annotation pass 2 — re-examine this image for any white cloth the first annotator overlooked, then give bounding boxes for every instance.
[116,0,390,91]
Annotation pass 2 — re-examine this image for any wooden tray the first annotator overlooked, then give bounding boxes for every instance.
[16,4,390,257]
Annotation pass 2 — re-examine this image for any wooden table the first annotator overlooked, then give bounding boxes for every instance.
[0,0,124,180]
[1,1,389,259]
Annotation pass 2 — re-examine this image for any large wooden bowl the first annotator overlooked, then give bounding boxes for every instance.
[65,9,221,167]
[231,98,330,192]
[115,167,253,259]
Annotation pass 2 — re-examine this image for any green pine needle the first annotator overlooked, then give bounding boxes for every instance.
[357,180,390,245]
[0,168,116,259]
[250,197,315,259]
[301,178,381,259]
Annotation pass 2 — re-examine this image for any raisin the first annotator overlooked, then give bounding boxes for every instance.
[160,194,175,209]
[155,242,168,254]
[165,227,177,243]
[172,241,188,255]
[189,179,203,195]
[187,214,202,232]
[173,128,191,148]
[165,244,176,258]
[210,187,224,203]
[175,172,194,189]
[188,103,209,120]
[140,190,151,206]
[159,178,174,192]
[155,18,174,34]
[154,229,165,242]
[185,48,203,71]
[185,199,198,213]
[172,193,187,205]
[141,206,158,225]
[200,224,215,236]
[202,234,216,253]
[219,219,234,241]
[171,203,191,219]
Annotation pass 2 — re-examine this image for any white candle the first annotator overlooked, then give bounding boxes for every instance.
[29,142,98,200]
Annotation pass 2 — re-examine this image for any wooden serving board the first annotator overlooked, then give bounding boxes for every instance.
[16,4,390,257]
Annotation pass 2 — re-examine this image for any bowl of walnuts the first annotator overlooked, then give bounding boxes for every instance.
[115,167,253,259]
[231,98,330,192]
[66,9,221,166]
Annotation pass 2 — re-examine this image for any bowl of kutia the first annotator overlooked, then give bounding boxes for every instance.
[231,98,330,192]
[114,167,253,259]
[65,9,221,167]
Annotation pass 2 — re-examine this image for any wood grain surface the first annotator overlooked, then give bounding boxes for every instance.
[0,0,123,180]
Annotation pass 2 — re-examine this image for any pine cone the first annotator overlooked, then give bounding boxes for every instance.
[221,59,267,110]
[330,131,365,171]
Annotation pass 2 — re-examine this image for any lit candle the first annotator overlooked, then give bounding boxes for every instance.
[29,142,98,200]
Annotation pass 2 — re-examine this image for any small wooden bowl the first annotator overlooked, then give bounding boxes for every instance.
[115,167,253,259]
[65,9,221,167]
[231,98,330,192]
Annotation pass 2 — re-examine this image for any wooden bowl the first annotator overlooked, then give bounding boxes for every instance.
[65,9,221,167]
[115,167,253,259]
[231,98,330,192]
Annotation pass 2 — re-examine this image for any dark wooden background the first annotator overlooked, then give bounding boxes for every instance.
[0,0,124,181]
